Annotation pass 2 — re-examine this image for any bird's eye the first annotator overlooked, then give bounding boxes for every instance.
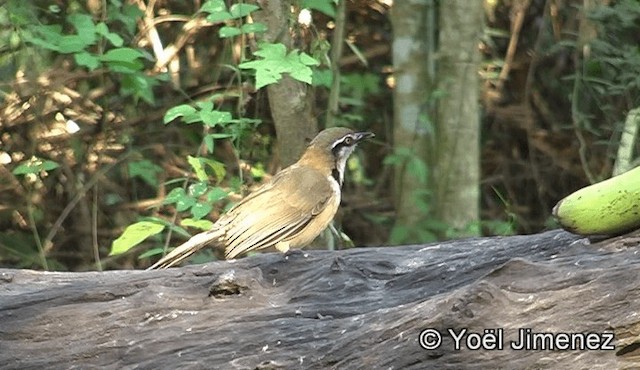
[344,136,354,145]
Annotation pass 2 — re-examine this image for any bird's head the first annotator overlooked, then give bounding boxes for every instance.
[300,127,375,185]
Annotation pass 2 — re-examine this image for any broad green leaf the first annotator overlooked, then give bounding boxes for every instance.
[128,160,163,187]
[13,158,59,175]
[206,187,228,202]
[138,247,165,259]
[298,52,320,66]
[301,0,336,17]
[252,68,283,89]
[74,52,101,70]
[190,202,213,220]
[176,195,197,212]
[121,74,155,104]
[204,134,215,152]
[201,158,226,182]
[188,181,209,197]
[164,188,187,204]
[109,221,165,256]
[58,35,90,53]
[219,26,242,38]
[199,109,232,126]
[239,43,320,89]
[241,23,267,34]
[201,0,233,22]
[67,13,96,44]
[164,104,197,123]
[229,3,259,18]
[100,47,144,63]
[187,155,209,181]
[181,218,214,231]
[95,22,124,47]
[195,101,214,111]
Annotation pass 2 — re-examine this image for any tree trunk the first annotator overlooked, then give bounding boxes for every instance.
[433,0,483,233]
[2,229,639,369]
[390,0,434,242]
[251,0,318,166]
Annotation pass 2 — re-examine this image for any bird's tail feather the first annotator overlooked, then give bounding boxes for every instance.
[146,228,223,269]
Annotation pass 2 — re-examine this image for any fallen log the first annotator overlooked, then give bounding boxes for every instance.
[1,229,639,369]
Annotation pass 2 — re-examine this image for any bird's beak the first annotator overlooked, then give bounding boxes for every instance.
[354,131,375,142]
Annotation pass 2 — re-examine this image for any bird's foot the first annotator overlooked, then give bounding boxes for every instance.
[283,249,306,260]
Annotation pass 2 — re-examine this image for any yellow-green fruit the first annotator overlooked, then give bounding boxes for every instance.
[552,166,640,236]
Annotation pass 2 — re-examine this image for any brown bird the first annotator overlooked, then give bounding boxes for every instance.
[148,127,374,269]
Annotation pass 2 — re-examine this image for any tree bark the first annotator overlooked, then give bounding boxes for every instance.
[390,0,434,242]
[251,0,318,166]
[1,229,639,369]
[433,0,483,233]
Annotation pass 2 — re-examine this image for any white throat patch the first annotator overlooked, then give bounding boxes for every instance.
[334,145,356,186]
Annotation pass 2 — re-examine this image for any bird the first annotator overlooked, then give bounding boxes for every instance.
[147,127,374,269]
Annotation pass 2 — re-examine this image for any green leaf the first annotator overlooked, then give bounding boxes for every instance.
[199,109,232,126]
[298,52,320,66]
[109,221,165,256]
[188,181,209,197]
[58,35,90,53]
[121,74,156,104]
[74,52,101,70]
[138,247,165,259]
[95,22,124,47]
[100,47,144,63]
[165,188,187,204]
[13,158,60,175]
[190,202,213,220]
[201,158,226,182]
[204,134,215,152]
[239,43,320,89]
[181,218,214,231]
[229,3,260,18]
[201,0,233,22]
[241,23,267,34]
[67,13,96,44]
[128,160,163,187]
[219,26,242,38]
[206,187,228,202]
[301,0,336,17]
[176,195,197,212]
[187,155,209,182]
[164,104,197,123]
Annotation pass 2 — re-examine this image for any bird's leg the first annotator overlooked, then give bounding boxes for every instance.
[275,240,290,254]
[276,240,304,259]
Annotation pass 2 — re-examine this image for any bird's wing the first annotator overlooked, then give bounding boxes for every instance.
[223,165,334,259]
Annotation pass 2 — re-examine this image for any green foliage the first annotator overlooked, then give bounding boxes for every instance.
[199,0,266,38]
[383,147,428,185]
[336,72,381,124]
[19,5,159,104]
[110,220,165,256]
[165,102,261,152]
[586,1,640,98]
[128,160,163,187]
[12,157,59,176]
[301,0,337,17]
[239,43,320,89]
